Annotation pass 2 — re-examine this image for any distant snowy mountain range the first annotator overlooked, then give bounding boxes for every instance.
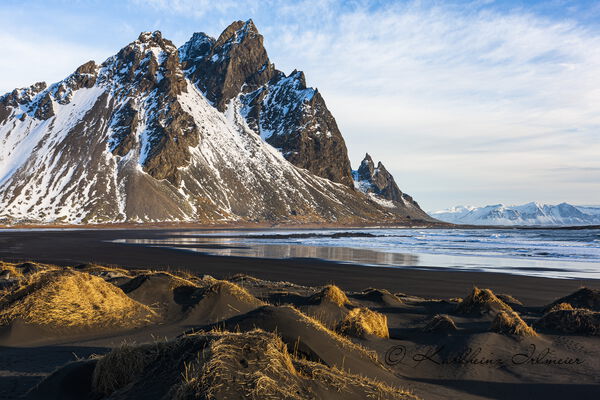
[430,203,600,226]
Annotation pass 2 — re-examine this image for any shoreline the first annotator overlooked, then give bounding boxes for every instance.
[1,229,599,306]
[1,221,600,230]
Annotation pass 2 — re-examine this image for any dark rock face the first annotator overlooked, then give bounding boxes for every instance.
[108,99,139,157]
[183,20,274,111]
[32,92,55,120]
[179,20,354,187]
[355,154,420,207]
[100,31,199,184]
[240,71,354,187]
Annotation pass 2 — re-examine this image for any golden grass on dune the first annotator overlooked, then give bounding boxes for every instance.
[456,287,513,315]
[0,269,156,330]
[549,302,574,312]
[0,261,56,281]
[496,293,523,306]
[422,314,457,333]
[310,284,349,307]
[93,329,419,400]
[205,280,266,305]
[490,310,537,337]
[283,305,380,362]
[75,263,132,278]
[336,307,389,339]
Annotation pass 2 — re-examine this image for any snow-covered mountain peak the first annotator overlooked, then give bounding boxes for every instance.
[431,202,600,226]
[215,19,258,48]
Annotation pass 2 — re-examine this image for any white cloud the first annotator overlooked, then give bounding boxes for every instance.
[256,2,600,209]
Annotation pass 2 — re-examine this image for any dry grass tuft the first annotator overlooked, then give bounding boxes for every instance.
[422,314,458,333]
[336,307,389,339]
[536,308,600,336]
[144,271,201,290]
[75,263,132,278]
[0,269,157,330]
[176,330,298,400]
[490,310,537,337]
[0,261,56,281]
[167,330,418,399]
[282,305,380,362]
[496,293,523,306]
[228,273,262,284]
[92,342,162,395]
[310,285,349,307]
[549,302,574,312]
[90,329,418,399]
[205,280,265,305]
[455,287,513,315]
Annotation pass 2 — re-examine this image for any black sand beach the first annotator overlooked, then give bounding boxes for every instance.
[0,229,599,305]
[1,229,600,400]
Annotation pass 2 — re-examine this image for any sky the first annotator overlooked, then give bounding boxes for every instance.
[1,0,599,210]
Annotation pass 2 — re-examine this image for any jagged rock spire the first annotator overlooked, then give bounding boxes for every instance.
[355,154,419,206]
[181,19,275,111]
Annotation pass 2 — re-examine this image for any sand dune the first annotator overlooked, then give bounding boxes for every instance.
[0,261,599,400]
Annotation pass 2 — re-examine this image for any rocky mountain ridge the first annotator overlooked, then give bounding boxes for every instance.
[0,20,430,225]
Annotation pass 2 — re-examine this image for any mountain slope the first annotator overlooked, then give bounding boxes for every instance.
[0,23,430,225]
[431,202,600,226]
[179,20,354,187]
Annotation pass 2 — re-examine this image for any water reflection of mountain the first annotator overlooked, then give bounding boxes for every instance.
[118,236,419,266]
[195,243,420,267]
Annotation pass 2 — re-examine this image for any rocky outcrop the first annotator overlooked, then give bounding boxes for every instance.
[100,31,199,184]
[179,20,354,187]
[354,154,420,207]
[182,20,274,111]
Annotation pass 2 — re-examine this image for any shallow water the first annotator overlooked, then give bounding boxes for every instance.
[114,228,600,280]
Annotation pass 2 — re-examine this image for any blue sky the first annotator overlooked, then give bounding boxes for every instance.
[1,0,599,210]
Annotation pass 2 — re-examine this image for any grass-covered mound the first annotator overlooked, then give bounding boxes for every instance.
[0,269,156,341]
[422,314,457,333]
[490,310,537,337]
[455,287,513,316]
[337,307,389,339]
[0,261,57,290]
[352,288,403,307]
[195,305,400,384]
[185,280,266,324]
[535,308,600,336]
[309,284,350,307]
[544,287,600,312]
[88,329,419,400]
[119,271,203,320]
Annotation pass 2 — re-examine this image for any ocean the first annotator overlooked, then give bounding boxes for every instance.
[114,228,600,280]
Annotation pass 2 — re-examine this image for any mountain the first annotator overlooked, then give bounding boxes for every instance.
[430,202,600,226]
[353,154,421,210]
[179,20,354,187]
[0,20,430,225]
